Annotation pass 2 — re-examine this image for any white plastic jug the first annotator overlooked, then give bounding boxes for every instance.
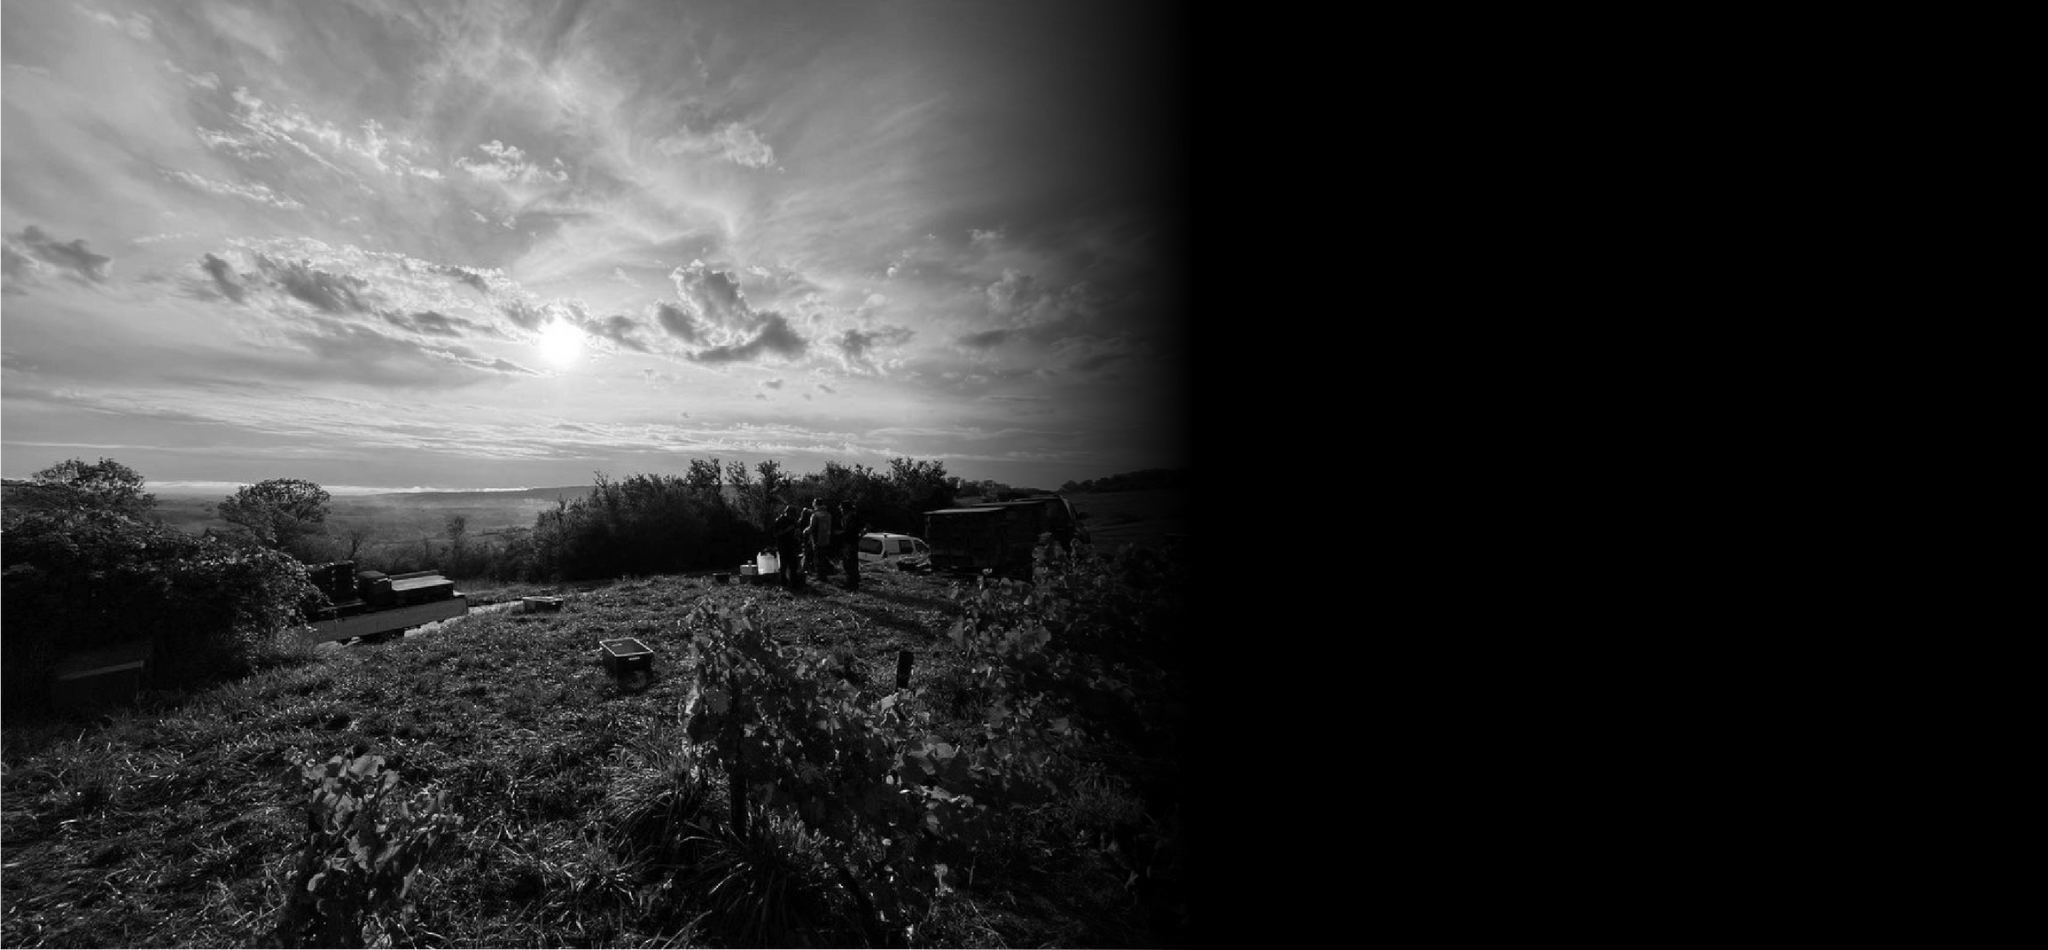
[756,551,779,574]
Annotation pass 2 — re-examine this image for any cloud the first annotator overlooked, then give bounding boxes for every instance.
[280,320,541,383]
[161,169,305,211]
[175,241,525,347]
[689,313,807,364]
[653,301,704,342]
[837,326,916,371]
[669,260,752,329]
[384,310,492,338]
[1051,335,1143,375]
[655,121,777,168]
[985,268,1038,317]
[254,254,372,313]
[431,352,545,377]
[4,226,115,286]
[163,61,221,90]
[456,140,568,185]
[582,313,652,353]
[207,86,436,186]
[2,247,42,294]
[200,253,245,302]
[957,328,1013,349]
[78,5,152,41]
[656,261,818,364]
[219,87,356,181]
[499,299,550,331]
[434,264,495,294]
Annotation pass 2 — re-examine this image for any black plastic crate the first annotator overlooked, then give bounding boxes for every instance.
[600,638,653,678]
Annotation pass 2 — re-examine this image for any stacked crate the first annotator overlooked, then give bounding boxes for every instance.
[389,571,456,606]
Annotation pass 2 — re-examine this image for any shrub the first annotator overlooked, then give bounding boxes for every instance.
[274,751,464,948]
[1,507,318,712]
[529,473,753,581]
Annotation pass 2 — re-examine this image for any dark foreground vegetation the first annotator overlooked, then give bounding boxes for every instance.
[1,542,1198,947]
[2,457,1209,947]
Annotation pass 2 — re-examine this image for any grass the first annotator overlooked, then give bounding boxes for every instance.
[1065,489,1188,552]
[1,541,1196,948]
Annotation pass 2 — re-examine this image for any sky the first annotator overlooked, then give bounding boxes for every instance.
[0,0,1193,495]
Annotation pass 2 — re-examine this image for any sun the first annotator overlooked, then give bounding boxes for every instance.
[537,318,585,366]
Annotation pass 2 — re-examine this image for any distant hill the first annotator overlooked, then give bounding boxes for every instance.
[347,485,608,508]
[1059,468,1190,494]
[348,483,750,509]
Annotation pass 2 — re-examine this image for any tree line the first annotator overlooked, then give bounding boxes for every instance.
[1057,468,1189,494]
[0,455,971,710]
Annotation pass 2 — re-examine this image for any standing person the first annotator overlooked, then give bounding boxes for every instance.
[837,500,867,591]
[807,499,835,580]
[798,499,818,576]
[1050,500,1077,559]
[772,502,805,591]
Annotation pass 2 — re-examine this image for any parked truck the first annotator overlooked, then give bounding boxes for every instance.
[922,495,1084,580]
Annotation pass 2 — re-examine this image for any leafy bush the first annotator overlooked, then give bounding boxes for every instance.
[11,457,156,515]
[217,478,333,562]
[274,751,464,948]
[1,506,318,712]
[515,457,959,583]
[529,473,741,581]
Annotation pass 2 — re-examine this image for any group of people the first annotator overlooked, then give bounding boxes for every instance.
[770,498,867,592]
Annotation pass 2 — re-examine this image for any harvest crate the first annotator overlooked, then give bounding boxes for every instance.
[599,638,653,680]
[522,596,565,613]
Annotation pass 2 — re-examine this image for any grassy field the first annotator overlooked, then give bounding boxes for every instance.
[0,541,1197,948]
[1064,489,1189,552]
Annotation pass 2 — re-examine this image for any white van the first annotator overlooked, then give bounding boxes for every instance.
[857,532,930,565]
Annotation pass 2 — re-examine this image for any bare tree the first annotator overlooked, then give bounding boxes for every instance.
[344,525,373,562]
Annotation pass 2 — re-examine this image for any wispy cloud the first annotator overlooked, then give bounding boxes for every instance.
[456,140,568,186]
[76,5,153,41]
[160,169,305,211]
[655,121,777,169]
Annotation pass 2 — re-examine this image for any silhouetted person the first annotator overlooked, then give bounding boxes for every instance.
[772,503,805,591]
[807,499,835,580]
[837,500,867,591]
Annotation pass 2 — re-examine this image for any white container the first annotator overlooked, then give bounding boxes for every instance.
[756,551,780,574]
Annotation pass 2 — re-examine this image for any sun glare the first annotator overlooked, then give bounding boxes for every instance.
[537,319,585,366]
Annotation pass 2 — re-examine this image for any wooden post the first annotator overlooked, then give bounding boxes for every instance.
[896,650,914,690]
